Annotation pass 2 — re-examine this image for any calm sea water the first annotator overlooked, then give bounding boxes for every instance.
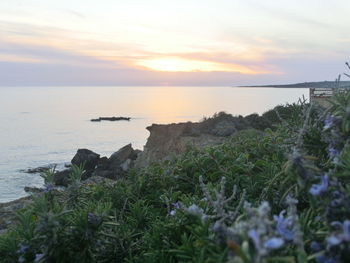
[0,86,309,203]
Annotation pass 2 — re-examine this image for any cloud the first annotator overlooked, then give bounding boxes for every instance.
[0,39,125,69]
[0,37,347,87]
[63,9,85,19]
[0,60,279,86]
[0,14,348,86]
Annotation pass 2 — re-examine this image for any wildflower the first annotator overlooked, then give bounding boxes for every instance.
[44,183,55,192]
[185,204,205,218]
[328,147,340,164]
[326,236,342,246]
[248,229,284,254]
[328,147,339,157]
[257,201,271,217]
[34,253,45,262]
[274,211,294,241]
[169,202,180,216]
[324,114,336,130]
[264,237,284,249]
[326,220,350,247]
[290,149,309,179]
[248,229,261,250]
[309,174,329,196]
[169,210,176,216]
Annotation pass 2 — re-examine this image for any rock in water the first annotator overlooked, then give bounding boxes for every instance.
[71,149,100,170]
[90,117,131,122]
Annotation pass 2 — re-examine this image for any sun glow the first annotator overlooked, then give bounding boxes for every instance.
[135,58,263,74]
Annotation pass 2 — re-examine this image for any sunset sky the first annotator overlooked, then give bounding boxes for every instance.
[0,0,349,86]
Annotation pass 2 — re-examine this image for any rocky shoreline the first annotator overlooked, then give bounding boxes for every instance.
[0,110,283,233]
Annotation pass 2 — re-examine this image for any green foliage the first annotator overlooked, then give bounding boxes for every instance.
[2,88,350,262]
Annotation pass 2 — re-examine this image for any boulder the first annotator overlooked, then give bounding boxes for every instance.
[120,159,132,172]
[71,149,100,170]
[53,169,71,187]
[90,144,139,179]
[109,144,137,168]
[96,157,110,170]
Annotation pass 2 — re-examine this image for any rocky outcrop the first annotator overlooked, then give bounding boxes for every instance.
[134,112,274,167]
[53,169,72,187]
[71,149,100,170]
[19,164,57,174]
[134,122,226,168]
[22,112,279,188]
[52,144,140,186]
[92,144,140,180]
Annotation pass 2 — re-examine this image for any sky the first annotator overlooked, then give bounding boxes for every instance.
[0,0,349,86]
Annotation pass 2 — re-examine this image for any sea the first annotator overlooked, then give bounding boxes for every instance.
[0,86,309,203]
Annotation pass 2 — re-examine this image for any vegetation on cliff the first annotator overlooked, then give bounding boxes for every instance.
[1,88,350,262]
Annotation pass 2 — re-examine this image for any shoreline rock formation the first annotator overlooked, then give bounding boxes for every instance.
[134,112,272,167]
[0,110,283,233]
[52,144,141,187]
[19,111,279,187]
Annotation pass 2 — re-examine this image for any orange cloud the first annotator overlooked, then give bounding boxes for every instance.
[135,57,277,74]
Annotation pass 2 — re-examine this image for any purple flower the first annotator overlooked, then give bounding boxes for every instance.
[324,114,336,130]
[326,236,342,246]
[309,174,329,196]
[169,202,179,216]
[248,229,260,250]
[273,211,294,241]
[342,221,350,241]
[264,237,284,249]
[44,184,55,192]
[328,147,339,157]
[249,229,284,252]
[328,147,340,164]
[327,220,350,247]
[169,210,176,216]
[186,204,204,218]
[34,253,45,262]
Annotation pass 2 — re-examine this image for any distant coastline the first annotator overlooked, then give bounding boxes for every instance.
[239,80,350,88]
